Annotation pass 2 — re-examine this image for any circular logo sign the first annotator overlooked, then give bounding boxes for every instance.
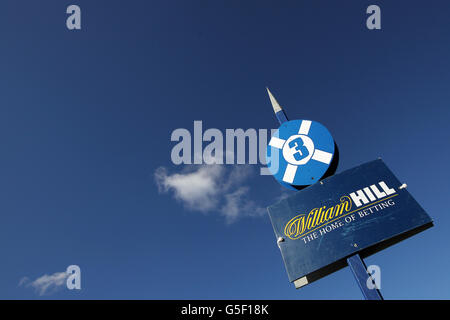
[266,119,335,189]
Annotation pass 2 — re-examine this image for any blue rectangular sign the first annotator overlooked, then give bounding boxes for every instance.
[267,159,433,288]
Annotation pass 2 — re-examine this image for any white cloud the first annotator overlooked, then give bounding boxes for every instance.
[220,186,265,222]
[19,271,68,296]
[18,277,29,287]
[155,165,224,212]
[155,164,266,223]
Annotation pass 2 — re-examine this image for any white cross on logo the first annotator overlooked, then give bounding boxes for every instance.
[268,120,333,183]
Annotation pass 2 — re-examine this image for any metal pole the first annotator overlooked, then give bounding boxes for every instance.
[346,253,383,300]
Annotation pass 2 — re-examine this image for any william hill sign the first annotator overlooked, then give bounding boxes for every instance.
[267,159,433,288]
[284,181,396,241]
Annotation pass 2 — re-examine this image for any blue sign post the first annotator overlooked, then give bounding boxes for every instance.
[264,89,433,299]
[347,254,383,300]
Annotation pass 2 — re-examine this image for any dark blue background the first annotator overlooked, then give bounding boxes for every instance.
[0,1,449,299]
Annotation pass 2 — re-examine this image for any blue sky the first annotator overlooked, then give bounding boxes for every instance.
[0,0,449,299]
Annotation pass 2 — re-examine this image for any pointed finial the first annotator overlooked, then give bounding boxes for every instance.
[266,87,283,113]
[266,87,288,124]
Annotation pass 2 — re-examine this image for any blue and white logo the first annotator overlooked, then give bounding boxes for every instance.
[266,119,335,189]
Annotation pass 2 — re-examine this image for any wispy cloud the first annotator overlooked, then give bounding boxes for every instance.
[18,277,29,287]
[155,164,266,223]
[19,271,68,296]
